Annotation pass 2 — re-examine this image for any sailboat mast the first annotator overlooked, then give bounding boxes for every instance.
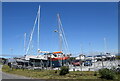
[26,6,40,55]
[80,44,83,54]
[24,33,26,54]
[38,5,40,52]
[57,13,62,52]
[89,42,93,54]
[104,37,107,54]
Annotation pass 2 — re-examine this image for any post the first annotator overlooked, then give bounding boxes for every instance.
[10,62,13,70]
[50,54,52,70]
[62,53,63,66]
[94,56,96,71]
[80,55,82,71]
[34,60,35,69]
[101,53,104,68]
[80,44,83,71]
[10,48,13,71]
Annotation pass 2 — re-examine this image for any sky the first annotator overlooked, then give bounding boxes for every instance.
[2,2,118,57]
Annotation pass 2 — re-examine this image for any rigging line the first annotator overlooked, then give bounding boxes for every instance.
[59,18,69,54]
[61,32,67,54]
[57,14,62,52]
[26,8,39,55]
[63,29,70,54]
[57,14,67,54]
[57,14,67,52]
[61,29,68,54]
[61,25,70,54]
[57,14,70,54]
[61,28,68,54]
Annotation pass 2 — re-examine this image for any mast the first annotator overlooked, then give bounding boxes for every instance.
[80,44,83,54]
[24,33,26,55]
[104,37,107,54]
[57,13,63,52]
[101,52,104,68]
[89,42,96,70]
[38,5,40,53]
[80,44,83,71]
[26,6,40,55]
[57,13,70,54]
[89,42,94,57]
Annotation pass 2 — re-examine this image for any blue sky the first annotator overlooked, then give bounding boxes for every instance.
[2,2,118,57]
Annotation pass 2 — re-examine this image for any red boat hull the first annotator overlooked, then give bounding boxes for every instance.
[50,57,69,61]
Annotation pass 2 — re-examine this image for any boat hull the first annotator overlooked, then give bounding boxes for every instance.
[50,57,69,67]
[52,59,68,67]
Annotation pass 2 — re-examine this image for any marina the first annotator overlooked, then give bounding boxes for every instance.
[1,2,119,80]
[2,5,118,72]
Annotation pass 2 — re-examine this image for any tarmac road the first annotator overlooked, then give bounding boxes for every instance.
[0,65,31,79]
[1,72,31,79]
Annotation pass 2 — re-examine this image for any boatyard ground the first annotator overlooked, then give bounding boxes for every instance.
[1,65,105,79]
[69,60,120,71]
[2,60,120,79]
[2,63,120,80]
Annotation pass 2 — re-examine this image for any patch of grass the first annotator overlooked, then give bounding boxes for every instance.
[2,65,10,72]
[59,66,69,75]
[116,55,120,60]
[67,71,100,79]
[99,68,116,80]
[2,65,120,80]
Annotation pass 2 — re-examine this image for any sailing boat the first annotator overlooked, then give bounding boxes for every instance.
[24,5,49,61]
[24,6,70,67]
[48,14,70,67]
